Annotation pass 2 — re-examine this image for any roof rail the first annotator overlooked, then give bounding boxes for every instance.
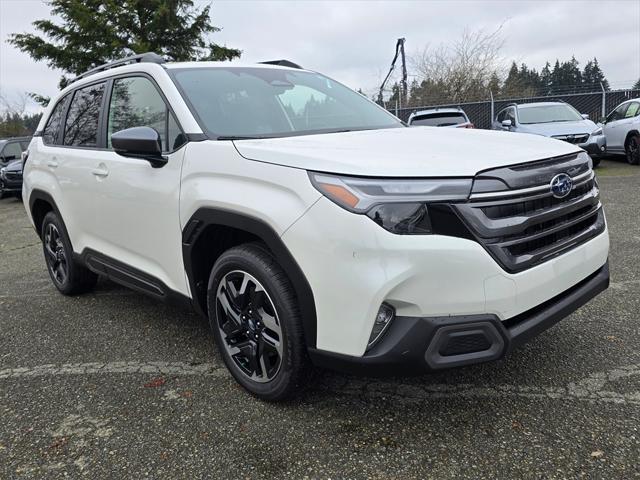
[70,52,166,84]
[259,60,303,69]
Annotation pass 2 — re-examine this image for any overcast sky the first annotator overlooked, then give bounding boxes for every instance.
[1,0,639,112]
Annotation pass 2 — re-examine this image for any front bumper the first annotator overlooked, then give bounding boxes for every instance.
[309,261,609,375]
[0,178,22,193]
[579,134,606,156]
[283,195,610,357]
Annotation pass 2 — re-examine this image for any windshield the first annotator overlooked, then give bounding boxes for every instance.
[518,104,583,124]
[170,67,402,139]
[410,113,466,127]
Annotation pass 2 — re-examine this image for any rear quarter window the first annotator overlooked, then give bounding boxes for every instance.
[43,96,70,145]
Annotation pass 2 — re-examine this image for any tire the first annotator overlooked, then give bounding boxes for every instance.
[41,211,98,295]
[625,133,640,165]
[207,243,309,401]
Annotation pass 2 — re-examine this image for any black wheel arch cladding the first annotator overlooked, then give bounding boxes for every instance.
[182,208,318,348]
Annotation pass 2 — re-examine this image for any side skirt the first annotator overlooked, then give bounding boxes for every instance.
[77,248,193,311]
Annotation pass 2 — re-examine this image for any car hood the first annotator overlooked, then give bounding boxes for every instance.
[232,127,581,177]
[4,160,22,173]
[517,119,597,137]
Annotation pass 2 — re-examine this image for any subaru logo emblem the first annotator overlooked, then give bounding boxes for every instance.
[550,173,573,199]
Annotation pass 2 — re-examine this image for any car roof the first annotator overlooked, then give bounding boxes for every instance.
[516,102,570,109]
[163,61,306,72]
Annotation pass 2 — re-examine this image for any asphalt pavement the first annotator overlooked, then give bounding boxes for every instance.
[0,158,639,479]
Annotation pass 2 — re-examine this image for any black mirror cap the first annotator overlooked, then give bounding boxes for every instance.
[111,126,167,168]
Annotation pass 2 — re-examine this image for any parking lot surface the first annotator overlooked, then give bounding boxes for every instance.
[1,159,639,479]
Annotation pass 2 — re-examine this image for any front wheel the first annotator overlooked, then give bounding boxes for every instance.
[207,243,309,401]
[626,134,640,165]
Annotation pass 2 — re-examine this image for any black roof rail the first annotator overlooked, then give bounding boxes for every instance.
[70,52,166,84]
[259,60,303,69]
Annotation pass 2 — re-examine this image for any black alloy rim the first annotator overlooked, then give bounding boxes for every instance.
[215,270,283,382]
[44,223,68,285]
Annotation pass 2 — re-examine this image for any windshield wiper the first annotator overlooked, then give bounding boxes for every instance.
[216,135,265,141]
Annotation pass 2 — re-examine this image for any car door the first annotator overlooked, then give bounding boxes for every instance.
[48,81,109,252]
[603,103,629,151]
[88,74,189,295]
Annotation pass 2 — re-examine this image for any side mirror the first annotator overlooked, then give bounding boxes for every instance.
[581,113,590,120]
[111,126,167,168]
[501,119,512,129]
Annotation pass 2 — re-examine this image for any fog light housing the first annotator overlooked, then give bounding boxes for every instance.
[367,303,395,349]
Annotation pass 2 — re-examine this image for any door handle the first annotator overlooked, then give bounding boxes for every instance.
[91,164,109,178]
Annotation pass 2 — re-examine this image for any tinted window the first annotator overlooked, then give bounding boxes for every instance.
[167,113,186,151]
[624,102,639,118]
[43,96,70,145]
[108,77,173,150]
[410,113,467,127]
[607,103,628,122]
[171,67,400,138]
[64,83,106,147]
[1,142,22,161]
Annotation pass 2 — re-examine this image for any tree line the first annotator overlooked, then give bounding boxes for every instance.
[385,27,638,108]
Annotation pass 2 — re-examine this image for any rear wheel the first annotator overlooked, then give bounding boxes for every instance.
[626,134,640,165]
[41,212,98,295]
[207,243,308,401]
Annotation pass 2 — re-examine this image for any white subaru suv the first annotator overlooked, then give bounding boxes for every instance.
[23,54,610,400]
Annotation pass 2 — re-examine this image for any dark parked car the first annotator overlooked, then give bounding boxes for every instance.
[0,159,23,199]
[0,136,30,168]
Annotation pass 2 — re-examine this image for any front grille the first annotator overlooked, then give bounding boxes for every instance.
[552,134,589,144]
[454,154,605,273]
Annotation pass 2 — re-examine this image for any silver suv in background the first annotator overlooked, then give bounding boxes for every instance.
[601,98,640,165]
[408,107,473,128]
[493,102,605,164]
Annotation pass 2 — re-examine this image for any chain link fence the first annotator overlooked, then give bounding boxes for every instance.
[389,89,640,129]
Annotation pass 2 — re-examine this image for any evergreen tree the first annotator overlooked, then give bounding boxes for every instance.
[8,0,241,90]
[583,58,610,90]
[634,78,640,90]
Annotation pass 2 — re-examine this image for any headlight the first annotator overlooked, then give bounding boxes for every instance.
[308,172,472,234]
[591,127,603,136]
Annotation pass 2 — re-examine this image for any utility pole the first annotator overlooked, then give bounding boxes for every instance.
[378,38,407,105]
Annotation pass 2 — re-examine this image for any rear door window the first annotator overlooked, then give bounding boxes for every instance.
[64,82,106,147]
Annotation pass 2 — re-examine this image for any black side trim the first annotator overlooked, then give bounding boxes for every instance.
[309,261,609,376]
[182,208,317,347]
[77,248,192,310]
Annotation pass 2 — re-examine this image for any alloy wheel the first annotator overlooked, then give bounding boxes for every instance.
[44,223,68,285]
[215,270,283,383]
